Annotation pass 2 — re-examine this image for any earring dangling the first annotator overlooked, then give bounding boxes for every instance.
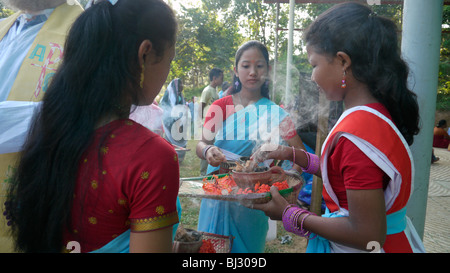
[341,70,347,89]
[140,63,145,88]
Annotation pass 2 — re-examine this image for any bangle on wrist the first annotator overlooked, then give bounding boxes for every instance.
[300,149,320,174]
[282,204,317,239]
[202,145,213,159]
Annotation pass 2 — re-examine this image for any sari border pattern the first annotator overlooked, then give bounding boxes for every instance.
[130,211,179,232]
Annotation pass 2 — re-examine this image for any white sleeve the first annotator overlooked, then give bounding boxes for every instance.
[0,101,41,154]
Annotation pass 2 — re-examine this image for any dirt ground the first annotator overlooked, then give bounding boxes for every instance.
[264,221,308,253]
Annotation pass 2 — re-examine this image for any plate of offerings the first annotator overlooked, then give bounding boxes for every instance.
[179,168,303,204]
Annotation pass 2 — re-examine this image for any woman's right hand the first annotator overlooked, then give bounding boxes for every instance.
[205,146,226,167]
[251,143,289,163]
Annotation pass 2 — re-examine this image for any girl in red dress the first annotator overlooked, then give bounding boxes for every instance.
[252,2,425,253]
[5,0,179,253]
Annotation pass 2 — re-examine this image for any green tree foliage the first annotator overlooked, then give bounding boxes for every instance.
[170,2,243,97]
[1,1,446,108]
[0,3,14,18]
[172,1,411,101]
[438,5,450,111]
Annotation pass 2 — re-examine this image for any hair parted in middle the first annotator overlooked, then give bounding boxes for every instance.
[229,40,271,99]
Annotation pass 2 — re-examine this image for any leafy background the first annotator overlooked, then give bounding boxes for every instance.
[1,0,447,253]
[1,0,448,109]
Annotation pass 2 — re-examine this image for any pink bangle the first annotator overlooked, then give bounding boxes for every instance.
[300,150,320,174]
[298,214,317,239]
[283,204,296,216]
[282,205,317,239]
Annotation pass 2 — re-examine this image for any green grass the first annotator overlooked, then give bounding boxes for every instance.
[179,139,202,178]
[178,140,202,230]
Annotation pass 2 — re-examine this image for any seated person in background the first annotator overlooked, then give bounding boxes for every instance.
[433,119,450,149]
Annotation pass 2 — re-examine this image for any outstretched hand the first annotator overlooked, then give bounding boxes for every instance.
[205,146,226,167]
[249,186,290,221]
[251,143,288,163]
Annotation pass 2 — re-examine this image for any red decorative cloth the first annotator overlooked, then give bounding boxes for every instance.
[64,119,179,252]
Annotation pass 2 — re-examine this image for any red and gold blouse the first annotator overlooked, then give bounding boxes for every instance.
[64,119,179,252]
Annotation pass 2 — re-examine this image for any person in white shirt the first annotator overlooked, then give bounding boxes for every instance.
[0,0,83,252]
[199,68,223,175]
[199,67,223,120]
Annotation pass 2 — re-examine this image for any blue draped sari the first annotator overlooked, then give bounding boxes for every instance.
[198,97,289,253]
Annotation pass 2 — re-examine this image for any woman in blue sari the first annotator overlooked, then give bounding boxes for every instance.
[196,41,306,253]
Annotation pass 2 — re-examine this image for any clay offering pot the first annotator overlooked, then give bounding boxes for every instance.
[231,166,286,189]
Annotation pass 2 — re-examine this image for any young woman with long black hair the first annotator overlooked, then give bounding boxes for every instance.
[252,2,425,253]
[5,0,179,253]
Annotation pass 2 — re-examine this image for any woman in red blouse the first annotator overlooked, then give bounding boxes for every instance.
[252,2,424,253]
[5,0,179,253]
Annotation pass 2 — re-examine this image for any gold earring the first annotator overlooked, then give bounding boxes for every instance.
[140,63,145,88]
